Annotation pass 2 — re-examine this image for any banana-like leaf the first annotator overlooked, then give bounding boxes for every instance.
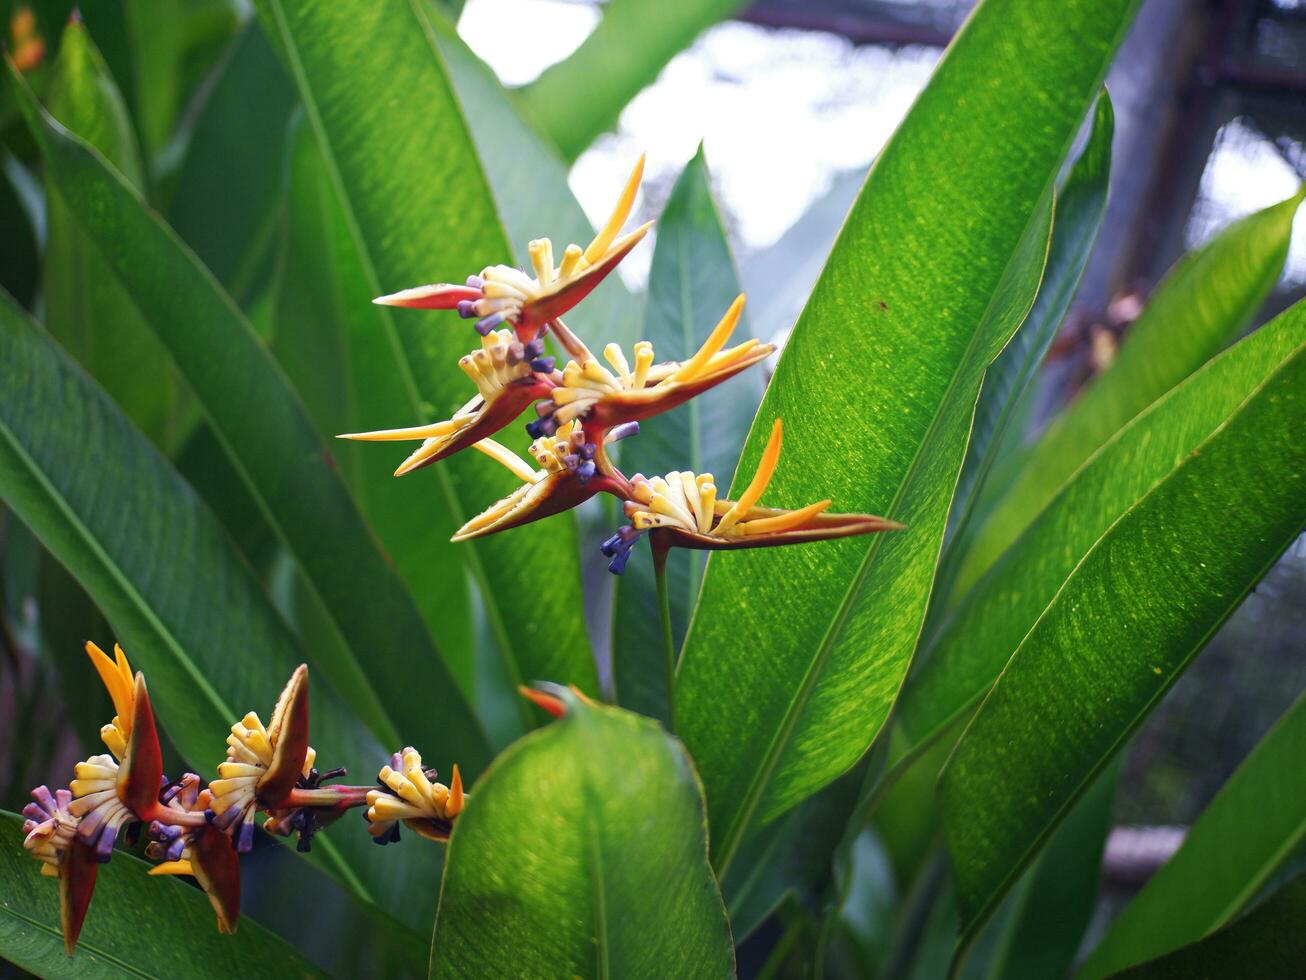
[0,813,322,979]
[1108,872,1306,980]
[9,60,491,769]
[900,300,1306,761]
[518,0,748,162]
[426,13,640,352]
[612,147,760,722]
[938,308,1306,944]
[430,698,734,978]
[254,0,597,704]
[934,91,1113,605]
[955,187,1304,597]
[1079,688,1306,978]
[675,0,1140,876]
[0,288,442,925]
[42,20,185,454]
[272,114,475,695]
[169,22,297,303]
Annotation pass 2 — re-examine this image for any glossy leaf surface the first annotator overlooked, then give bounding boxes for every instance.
[1080,688,1306,978]
[612,147,760,722]
[675,0,1138,875]
[430,699,734,978]
[939,308,1306,940]
[956,187,1304,596]
[255,0,597,702]
[0,813,321,980]
[900,299,1306,757]
[12,62,491,768]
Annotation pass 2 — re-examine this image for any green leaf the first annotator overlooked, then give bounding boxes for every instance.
[955,186,1305,598]
[169,22,297,304]
[271,114,475,695]
[10,60,491,771]
[254,0,597,705]
[938,306,1306,943]
[1108,872,1306,980]
[0,813,322,980]
[612,146,760,722]
[935,91,1114,605]
[900,298,1306,764]
[676,0,1139,875]
[976,760,1116,980]
[430,698,735,978]
[1080,689,1306,978]
[0,287,440,924]
[41,20,186,454]
[427,14,640,351]
[518,0,748,162]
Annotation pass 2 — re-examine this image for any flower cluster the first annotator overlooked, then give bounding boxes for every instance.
[21,643,473,954]
[343,155,901,571]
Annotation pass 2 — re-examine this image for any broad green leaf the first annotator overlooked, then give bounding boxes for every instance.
[955,187,1304,597]
[41,20,185,454]
[0,288,442,925]
[430,698,734,978]
[934,91,1113,606]
[518,0,748,162]
[612,146,760,722]
[427,13,640,351]
[903,305,1306,766]
[0,813,321,979]
[976,760,1116,980]
[169,21,297,304]
[675,0,1139,875]
[938,308,1306,943]
[272,114,474,694]
[255,0,597,705]
[1109,872,1306,980]
[11,62,491,770]
[1080,689,1306,978]
[904,304,1306,777]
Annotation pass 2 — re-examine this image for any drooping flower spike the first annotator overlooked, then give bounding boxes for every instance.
[451,419,641,541]
[601,418,902,573]
[518,682,595,719]
[372,155,652,343]
[337,328,558,476]
[531,295,775,437]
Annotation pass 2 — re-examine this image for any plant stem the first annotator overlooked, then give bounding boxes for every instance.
[653,540,676,731]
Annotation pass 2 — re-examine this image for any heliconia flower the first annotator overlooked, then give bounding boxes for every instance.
[209,665,313,853]
[145,774,241,934]
[602,418,902,573]
[337,329,559,475]
[365,747,465,845]
[518,682,594,719]
[450,420,639,541]
[24,786,99,955]
[372,156,652,342]
[535,295,774,434]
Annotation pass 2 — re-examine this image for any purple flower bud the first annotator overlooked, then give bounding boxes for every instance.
[465,275,484,289]
[534,399,554,417]
[475,313,505,336]
[576,460,596,483]
[530,356,556,373]
[236,820,255,854]
[525,339,545,358]
[605,421,640,443]
[457,300,477,319]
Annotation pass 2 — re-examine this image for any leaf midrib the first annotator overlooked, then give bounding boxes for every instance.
[0,901,151,979]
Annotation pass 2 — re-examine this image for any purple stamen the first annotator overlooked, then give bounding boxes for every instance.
[30,786,56,814]
[465,275,484,289]
[526,417,557,440]
[236,819,255,854]
[530,356,555,373]
[475,312,504,336]
[576,460,596,483]
[524,339,545,359]
[165,836,187,861]
[601,525,643,574]
[94,823,117,862]
[578,443,596,460]
[605,421,640,443]
[457,299,477,319]
[213,804,243,831]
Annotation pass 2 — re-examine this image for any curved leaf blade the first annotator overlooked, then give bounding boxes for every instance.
[429,700,734,978]
[956,187,1305,596]
[613,146,760,722]
[900,296,1306,758]
[0,813,321,980]
[255,0,597,703]
[676,0,1141,874]
[938,309,1306,942]
[1079,688,1306,978]
[10,59,491,769]
[0,288,440,923]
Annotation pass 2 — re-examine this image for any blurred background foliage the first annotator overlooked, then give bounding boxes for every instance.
[0,0,1303,977]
